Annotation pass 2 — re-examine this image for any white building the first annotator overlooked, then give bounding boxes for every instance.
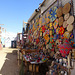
[1,32,17,47]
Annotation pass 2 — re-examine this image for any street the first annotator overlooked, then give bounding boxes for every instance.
[0,48,19,75]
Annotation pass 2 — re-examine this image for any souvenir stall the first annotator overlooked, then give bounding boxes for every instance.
[19,0,75,75]
[27,1,75,75]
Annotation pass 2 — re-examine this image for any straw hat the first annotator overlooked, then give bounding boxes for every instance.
[67,16,74,24]
[57,7,63,17]
[67,24,73,32]
[64,13,70,21]
[63,3,71,14]
[58,16,63,26]
[63,21,68,28]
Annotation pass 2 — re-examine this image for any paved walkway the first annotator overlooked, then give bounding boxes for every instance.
[0,48,19,75]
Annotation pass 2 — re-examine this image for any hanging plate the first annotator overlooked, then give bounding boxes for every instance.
[63,21,68,28]
[49,23,53,29]
[64,31,70,39]
[59,27,64,35]
[46,11,50,23]
[64,13,70,21]
[67,24,73,32]
[63,3,71,14]
[49,7,58,22]
[67,16,74,25]
[53,19,58,29]
[57,7,63,17]
[56,27,60,34]
[58,16,63,26]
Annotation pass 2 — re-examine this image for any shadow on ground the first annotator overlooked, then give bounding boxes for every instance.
[0,49,19,75]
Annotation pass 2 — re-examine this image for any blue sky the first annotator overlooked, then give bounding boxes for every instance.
[0,0,43,33]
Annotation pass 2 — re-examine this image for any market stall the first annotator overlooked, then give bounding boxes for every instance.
[18,0,75,75]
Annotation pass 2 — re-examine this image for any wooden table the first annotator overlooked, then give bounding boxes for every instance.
[23,55,44,75]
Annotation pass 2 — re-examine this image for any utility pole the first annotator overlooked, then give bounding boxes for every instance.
[0,24,4,43]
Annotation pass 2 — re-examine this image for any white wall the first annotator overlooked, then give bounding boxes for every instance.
[1,32,17,47]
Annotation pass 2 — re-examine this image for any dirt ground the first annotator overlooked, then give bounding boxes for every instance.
[0,48,19,75]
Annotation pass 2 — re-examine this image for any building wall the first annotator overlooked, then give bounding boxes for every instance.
[73,0,75,15]
[40,0,72,14]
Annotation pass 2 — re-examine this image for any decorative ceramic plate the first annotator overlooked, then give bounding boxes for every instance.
[53,19,58,29]
[49,7,58,22]
[64,31,70,39]
[59,27,64,35]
